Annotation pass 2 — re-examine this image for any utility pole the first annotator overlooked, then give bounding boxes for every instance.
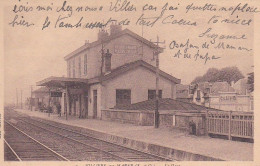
[30,85,33,111]
[151,35,165,128]
[20,90,23,109]
[16,88,18,108]
[100,41,105,83]
[100,28,106,85]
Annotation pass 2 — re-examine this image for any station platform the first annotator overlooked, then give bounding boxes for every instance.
[12,109,253,161]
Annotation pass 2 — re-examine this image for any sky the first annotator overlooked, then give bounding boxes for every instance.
[3,0,255,104]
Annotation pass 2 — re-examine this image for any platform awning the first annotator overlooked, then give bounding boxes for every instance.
[36,76,88,88]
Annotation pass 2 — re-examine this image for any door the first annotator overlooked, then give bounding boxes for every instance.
[93,90,97,119]
[73,96,76,116]
[64,93,67,115]
[84,92,88,118]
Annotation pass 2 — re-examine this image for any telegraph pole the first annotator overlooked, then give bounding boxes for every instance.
[100,27,106,85]
[20,90,23,109]
[16,88,18,108]
[30,85,33,111]
[100,40,105,83]
[151,35,165,128]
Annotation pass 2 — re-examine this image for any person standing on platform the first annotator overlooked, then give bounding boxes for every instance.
[57,103,61,117]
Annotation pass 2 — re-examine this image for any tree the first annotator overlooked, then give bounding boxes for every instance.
[218,66,244,84]
[191,76,203,84]
[247,72,254,92]
[191,66,244,84]
[203,68,220,82]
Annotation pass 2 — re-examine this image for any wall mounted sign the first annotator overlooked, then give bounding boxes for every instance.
[219,95,237,102]
[51,92,62,97]
[114,45,138,54]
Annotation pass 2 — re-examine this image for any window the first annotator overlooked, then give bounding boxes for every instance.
[78,56,81,77]
[105,50,112,72]
[105,55,111,72]
[72,58,75,78]
[116,89,131,106]
[251,100,254,110]
[148,90,162,100]
[84,54,87,75]
[196,90,201,101]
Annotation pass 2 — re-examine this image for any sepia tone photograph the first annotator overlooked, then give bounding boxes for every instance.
[2,0,259,164]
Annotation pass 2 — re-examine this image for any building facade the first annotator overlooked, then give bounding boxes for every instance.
[190,80,253,112]
[37,25,181,119]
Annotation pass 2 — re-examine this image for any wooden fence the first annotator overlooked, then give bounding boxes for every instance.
[206,111,254,140]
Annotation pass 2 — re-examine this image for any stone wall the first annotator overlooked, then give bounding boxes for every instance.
[174,112,206,136]
[101,109,143,125]
[101,109,207,136]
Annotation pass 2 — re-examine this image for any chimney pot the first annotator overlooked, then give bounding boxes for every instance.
[98,29,109,41]
[110,24,122,36]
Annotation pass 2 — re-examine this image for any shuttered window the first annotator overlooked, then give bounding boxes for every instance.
[148,90,162,100]
[116,89,131,106]
[78,56,81,77]
[84,54,87,75]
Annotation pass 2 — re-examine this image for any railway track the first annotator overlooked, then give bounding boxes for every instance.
[4,121,69,161]
[4,139,20,161]
[18,116,172,161]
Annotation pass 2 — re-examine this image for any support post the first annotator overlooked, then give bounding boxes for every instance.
[205,110,209,136]
[229,111,232,140]
[66,86,71,120]
[84,90,88,119]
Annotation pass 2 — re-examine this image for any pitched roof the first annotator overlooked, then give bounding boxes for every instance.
[32,87,61,93]
[233,78,249,95]
[190,81,235,96]
[210,82,235,95]
[64,28,163,60]
[113,98,220,111]
[88,60,181,84]
[36,76,88,87]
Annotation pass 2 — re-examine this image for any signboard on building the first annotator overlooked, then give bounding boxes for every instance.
[114,45,138,54]
[51,92,62,97]
[219,95,237,102]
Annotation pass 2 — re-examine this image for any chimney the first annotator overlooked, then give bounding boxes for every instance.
[110,23,122,36]
[98,29,109,41]
[105,49,112,72]
[85,40,90,46]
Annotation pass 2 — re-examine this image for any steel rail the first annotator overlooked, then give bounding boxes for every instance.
[5,121,70,161]
[4,139,22,161]
[22,117,172,161]
[18,119,130,161]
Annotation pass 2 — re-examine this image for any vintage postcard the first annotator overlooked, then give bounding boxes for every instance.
[1,0,259,165]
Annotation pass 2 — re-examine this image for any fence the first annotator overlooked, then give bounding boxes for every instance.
[206,111,254,140]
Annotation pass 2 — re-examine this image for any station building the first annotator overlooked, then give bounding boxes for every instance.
[37,25,181,119]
